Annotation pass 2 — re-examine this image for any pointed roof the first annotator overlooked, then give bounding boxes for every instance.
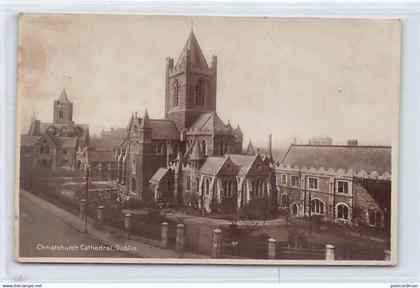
[176,31,209,69]
[245,140,255,155]
[235,125,243,135]
[58,89,69,102]
[189,112,231,135]
[140,109,151,129]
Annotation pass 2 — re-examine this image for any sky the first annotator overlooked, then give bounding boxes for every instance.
[18,14,400,149]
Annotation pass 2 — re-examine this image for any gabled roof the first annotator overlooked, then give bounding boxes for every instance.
[281,144,391,174]
[150,167,171,184]
[88,151,116,163]
[176,31,209,70]
[188,112,231,135]
[199,156,227,175]
[229,154,258,176]
[150,119,180,140]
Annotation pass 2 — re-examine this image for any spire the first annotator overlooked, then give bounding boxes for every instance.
[140,109,151,129]
[31,110,36,122]
[59,88,69,102]
[176,30,209,69]
[127,112,134,130]
[235,124,243,135]
[245,139,255,155]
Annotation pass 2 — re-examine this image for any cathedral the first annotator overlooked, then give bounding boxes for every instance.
[115,31,275,213]
[20,90,89,172]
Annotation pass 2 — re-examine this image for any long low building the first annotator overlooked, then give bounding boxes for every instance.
[274,144,391,229]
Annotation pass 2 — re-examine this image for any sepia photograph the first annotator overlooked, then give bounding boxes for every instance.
[15,14,400,264]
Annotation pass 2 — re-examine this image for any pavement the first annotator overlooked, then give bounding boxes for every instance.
[19,195,132,258]
[19,190,206,259]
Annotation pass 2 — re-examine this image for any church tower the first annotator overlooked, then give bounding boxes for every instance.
[164,30,217,130]
[53,89,73,124]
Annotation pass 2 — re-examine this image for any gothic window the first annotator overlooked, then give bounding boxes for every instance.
[195,78,205,106]
[59,110,64,119]
[131,177,136,192]
[310,199,325,215]
[223,178,236,198]
[252,179,265,198]
[201,140,207,156]
[173,80,179,107]
[337,203,349,220]
[291,203,298,216]
[186,176,191,190]
[205,178,210,195]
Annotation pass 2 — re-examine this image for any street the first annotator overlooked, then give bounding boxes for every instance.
[19,194,133,258]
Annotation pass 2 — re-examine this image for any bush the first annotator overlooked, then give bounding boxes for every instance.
[239,198,278,220]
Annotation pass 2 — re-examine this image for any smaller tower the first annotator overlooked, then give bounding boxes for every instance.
[53,89,73,124]
[139,109,152,143]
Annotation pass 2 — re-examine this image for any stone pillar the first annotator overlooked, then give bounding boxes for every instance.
[268,238,276,259]
[80,199,87,218]
[124,213,132,238]
[325,244,335,260]
[211,229,222,258]
[175,224,184,253]
[161,222,169,248]
[384,250,391,261]
[96,205,104,229]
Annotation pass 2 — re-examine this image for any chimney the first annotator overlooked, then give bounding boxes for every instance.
[268,134,272,157]
[347,139,358,146]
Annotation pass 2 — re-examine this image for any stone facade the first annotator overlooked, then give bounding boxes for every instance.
[275,144,391,228]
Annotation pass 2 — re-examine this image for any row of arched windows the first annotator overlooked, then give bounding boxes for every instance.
[222,178,237,198]
[251,179,267,198]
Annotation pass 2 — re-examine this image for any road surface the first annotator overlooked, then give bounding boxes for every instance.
[19,194,133,258]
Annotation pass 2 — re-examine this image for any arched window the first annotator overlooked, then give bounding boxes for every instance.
[310,199,325,215]
[131,177,137,193]
[205,178,210,195]
[59,110,64,119]
[201,140,207,156]
[195,78,205,106]
[337,203,349,220]
[280,193,289,207]
[291,203,298,216]
[173,80,179,107]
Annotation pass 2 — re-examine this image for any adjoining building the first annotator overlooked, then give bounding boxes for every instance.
[275,144,391,229]
[115,31,275,213]
[20,90,89,172]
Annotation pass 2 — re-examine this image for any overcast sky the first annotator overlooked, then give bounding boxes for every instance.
[18,14,400,148]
